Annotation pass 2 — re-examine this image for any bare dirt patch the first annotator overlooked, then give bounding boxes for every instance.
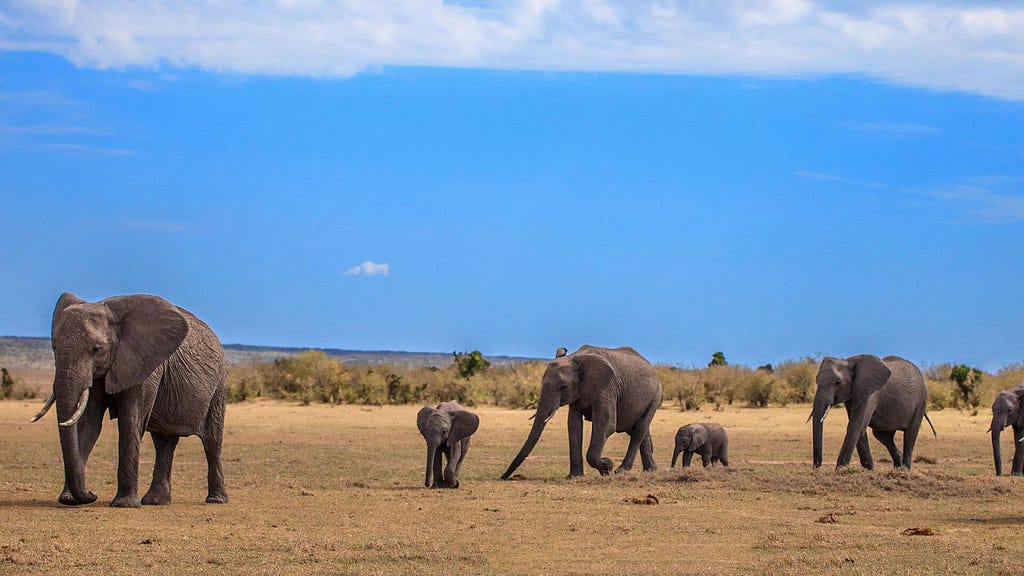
[1,401,1019,575]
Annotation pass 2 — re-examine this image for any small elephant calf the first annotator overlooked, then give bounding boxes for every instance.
[672,422,728,468]
[417,401,480,489]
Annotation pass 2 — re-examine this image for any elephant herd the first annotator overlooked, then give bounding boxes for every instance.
[27,292,1024,507]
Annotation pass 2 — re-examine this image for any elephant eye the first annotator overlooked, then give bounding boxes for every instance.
[92,344,103,354]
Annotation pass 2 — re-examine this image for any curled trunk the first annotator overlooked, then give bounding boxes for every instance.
[501,414,549,480]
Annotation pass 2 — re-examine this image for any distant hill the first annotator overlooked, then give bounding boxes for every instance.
[0,336,538,370]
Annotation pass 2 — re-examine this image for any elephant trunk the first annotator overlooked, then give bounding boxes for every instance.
[501,404,555,480]
[992,427,1004,476]
[671,447,680,468]
[54,364,97,505]
[425,444,437,487]
[811,394,833,469]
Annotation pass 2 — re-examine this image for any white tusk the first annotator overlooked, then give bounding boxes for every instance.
[58,387,90,427]
[29,393,56,422]
[805,410,813,424]
[544,410,557,424]
[819,404,832,424]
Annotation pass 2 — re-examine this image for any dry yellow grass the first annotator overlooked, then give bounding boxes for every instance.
[1,399,1021,575]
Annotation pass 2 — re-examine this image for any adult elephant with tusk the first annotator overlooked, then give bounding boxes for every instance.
[32,292,228,508]
[810,354,935,471]
[501,345,661,480]
[989,384,1024,476]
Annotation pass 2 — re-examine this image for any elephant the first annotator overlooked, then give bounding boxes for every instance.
[671,422,728,468]
[416,401,480,489]
[989,384,1024,476]
[810,354,935,470]
[30,292,228,507]
[501,345,662,479]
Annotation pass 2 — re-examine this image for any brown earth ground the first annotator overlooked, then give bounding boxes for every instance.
[1,399,1020,575]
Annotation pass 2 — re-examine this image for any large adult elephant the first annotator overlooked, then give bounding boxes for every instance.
[989,384,1024,476]
[501,345,662,479]
[810,354,934,470]
[31,293,228,507]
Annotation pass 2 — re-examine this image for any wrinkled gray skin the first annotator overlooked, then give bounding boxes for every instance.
[32,293,228,508]
[989,384,1024,476]
[671,422,728,468]
[417,401,479,489]
[811,354,934,471]
[501,345,662,479]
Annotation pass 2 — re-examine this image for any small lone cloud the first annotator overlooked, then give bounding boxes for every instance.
[344,260,390,277]
[839,121,942,138]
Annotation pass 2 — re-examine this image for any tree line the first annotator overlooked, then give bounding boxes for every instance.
[223,350,1024,412]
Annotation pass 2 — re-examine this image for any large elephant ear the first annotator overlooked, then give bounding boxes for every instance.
[690,425,709,450]
[849,354,891,397]
[447,409,480,446]
[1012,387,1024,428]
[571,353,615,409]
[52,292,86,335]
[416,406,434,437]
[103,295,188,395]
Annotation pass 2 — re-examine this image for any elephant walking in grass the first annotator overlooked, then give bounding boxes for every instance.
[672,422,728,468]
[989,384,1024,476]
[417,401,479,489]
[811,354,935,471]
[31,293,228,507]
[501,345,661,479]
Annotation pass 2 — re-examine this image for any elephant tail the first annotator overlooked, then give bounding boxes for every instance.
[924,412,937,438]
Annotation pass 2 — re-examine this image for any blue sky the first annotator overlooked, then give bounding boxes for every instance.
[1,2,1022,369]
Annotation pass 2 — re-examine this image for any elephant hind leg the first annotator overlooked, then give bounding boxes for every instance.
[871,428,902,469]
[639,433,656,472]
[142,432,179,505]
[201,389,228,504]
[718,439,729,467]
[616,399,660,473]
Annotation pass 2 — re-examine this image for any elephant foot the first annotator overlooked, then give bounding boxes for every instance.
[110,495,142,508]
[205,492,229,504]
[613,466,630,475]
[58,489,97,506]
[566,472,585,480]
[141,491,171,506]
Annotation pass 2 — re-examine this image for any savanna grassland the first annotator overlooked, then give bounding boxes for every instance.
[2,397,1022,576]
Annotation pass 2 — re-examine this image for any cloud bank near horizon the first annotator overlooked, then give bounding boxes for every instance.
[2,1,1023,100]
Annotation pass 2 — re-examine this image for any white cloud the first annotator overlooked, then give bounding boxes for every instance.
[344,260,390,277]
[2,2,1024,99]
[932,184,1024,223]
[839,121,942,137]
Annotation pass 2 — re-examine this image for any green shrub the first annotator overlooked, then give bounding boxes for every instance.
[926,380,950,411]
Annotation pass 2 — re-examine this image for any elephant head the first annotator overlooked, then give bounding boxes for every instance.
[671,424,707,468]
[35,292,188,505]
[810,354,891,468]
[417,403,479,488]
[500,349,615,479]
[989,385,1024,476]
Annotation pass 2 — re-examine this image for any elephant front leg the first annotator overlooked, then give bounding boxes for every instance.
[586,428,614,476]
[111,409,145,508]
[855,431,874,470]
[142,433,179,505]
[566,404,585,478]
[837,405,872,470]
[699,447,713,467]
[444,442,464,489]
[431,448,446,489]
[1012,426,1024,476]
[681,451,694,468]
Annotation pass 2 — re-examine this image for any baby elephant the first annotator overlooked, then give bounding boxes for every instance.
[672,422,729,468]
[416,401,480,489]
